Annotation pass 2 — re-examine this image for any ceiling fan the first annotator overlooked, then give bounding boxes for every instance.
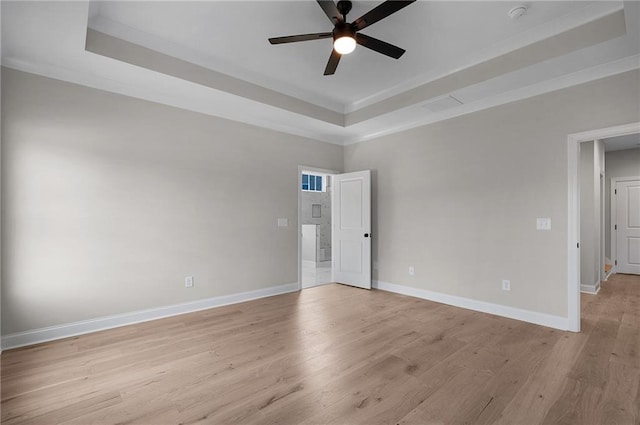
[268,0,416,75]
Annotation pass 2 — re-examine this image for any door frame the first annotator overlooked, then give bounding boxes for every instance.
[600,172,606,282]
[567,122,640,332]
[611,176,640,274]
[297,165,338,291]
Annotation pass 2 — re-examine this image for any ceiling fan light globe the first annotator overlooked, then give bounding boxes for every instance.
[334,36,356,55]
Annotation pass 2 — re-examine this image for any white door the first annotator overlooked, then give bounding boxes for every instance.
[616,179,640,275]
[332,170,371,289]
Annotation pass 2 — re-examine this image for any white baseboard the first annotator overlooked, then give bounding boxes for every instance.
[580,280,601,294]
[1,282,298,351]
[373,280,571,331]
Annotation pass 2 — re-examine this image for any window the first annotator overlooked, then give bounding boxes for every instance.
[302,173,325,192]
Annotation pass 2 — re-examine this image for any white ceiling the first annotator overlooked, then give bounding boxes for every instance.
[2,1,640,144]
[603,133,640,152]
[89,1,603,110]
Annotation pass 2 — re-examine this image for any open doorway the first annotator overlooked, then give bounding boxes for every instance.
[580,132,640,289]
[602,133,640,276]
[298,166,336,289]
[568,122,640,332]
[297,167,373,291]
[610,177,640,275]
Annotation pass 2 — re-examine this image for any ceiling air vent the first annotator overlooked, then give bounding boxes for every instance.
[421,95,463,113]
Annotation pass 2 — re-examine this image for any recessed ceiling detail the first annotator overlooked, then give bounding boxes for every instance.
[2,1,639,145]
[85,29,345,127]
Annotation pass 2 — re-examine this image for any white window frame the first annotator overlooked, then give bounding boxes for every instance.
[301,172,327,192]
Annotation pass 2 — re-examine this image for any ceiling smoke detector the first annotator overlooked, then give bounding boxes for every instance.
[508,6,528,20]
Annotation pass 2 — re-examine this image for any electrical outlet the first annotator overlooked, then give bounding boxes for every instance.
[185,276,194,288]
[408,266,415,276]
[502,279,511,291]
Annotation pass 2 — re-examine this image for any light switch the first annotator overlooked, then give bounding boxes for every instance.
[536,218,551,230]
[185,276,194,288]
[277,218,288,227]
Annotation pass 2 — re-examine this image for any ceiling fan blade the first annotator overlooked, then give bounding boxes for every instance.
[269,32,333,44]
[324,49,341,75]
[352,0,415,31]
[317,0,344,24]
[355,33,405,59]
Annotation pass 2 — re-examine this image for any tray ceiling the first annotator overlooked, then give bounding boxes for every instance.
[2,1,639,144]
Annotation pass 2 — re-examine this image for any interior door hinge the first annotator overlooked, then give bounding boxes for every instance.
[615,189,617,195]
[615,260,617,265]
[615,224,617,230]
[577,242,580,248]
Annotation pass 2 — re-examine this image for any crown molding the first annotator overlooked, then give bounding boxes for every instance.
[343,54,640,145]
[1,57,348,145]
[4,53,638,148]
[344,1,625,113]
[88,14,347,115]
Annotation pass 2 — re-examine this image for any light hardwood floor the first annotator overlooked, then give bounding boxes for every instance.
[2,273,639,425]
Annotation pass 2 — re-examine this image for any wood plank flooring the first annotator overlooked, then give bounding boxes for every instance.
[2,273,639,425]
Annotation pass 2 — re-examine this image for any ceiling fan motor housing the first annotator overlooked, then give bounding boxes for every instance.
[333,22,356,42]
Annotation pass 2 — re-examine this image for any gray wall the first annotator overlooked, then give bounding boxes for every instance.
[580,141,596,287]
[0,60,3,344]
[605,148,640,259]
[580,140,605,289]
[2,66,639,336]
[1,68,343,335]
[344,70,640,318]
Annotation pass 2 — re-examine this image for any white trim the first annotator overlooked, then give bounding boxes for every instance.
[373,280,570,331]
[301,171,328,193]
[3,53,638,148]
[580,281,601,295]
[344,55,640,146]
[87,1,622,116]
[567,122,640,333]
[297,165,338,291]
[1,282,298,351]
[88,15,346,115]
[567,133,581,331]
[612,178,618,274]
[1,58,347,146]
[610,176,640,274]
[600,169,606,283]
[344,2,624,113]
